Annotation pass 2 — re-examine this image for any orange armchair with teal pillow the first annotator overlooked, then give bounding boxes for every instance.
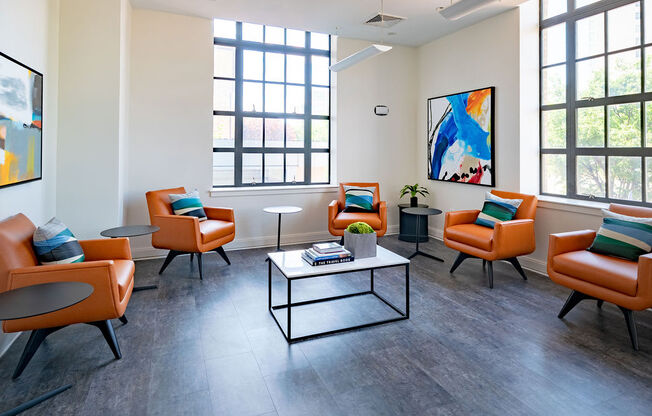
[328,182,387,241]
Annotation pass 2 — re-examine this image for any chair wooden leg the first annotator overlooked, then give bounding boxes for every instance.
[190,253,194,263]
[482,259,486,270]
[197,252,203,280]
[87,320,122,359]
[597,300,604,309]
[119,315,128,325]
[558,290,590,319]
[339,236,344,245]
[618,307,639,351]
[213,246,231,265]
[12,326,66,379]
[450,252,473,273]
[159,250,182,275]
[506,257,527,280]
[486,261,494,289]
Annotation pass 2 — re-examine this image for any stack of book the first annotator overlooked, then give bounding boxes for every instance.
[302,242,354,266]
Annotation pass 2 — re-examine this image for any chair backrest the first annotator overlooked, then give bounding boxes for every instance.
[0,214,38,292]
[609,203,652,218]
[338,182,380,210]
[145,187,186,222]
[491,190,537,220]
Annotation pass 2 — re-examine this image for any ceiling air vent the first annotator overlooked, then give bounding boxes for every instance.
[364,13,405,28]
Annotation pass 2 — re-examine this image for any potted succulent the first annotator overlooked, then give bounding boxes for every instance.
[400,183,429,207]
[344,222,377,259]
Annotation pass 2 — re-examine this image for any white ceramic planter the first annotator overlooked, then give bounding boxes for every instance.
[344,230,377,259]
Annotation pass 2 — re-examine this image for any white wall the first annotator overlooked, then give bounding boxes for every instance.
[0,0,60,358]
[126,9,419,257]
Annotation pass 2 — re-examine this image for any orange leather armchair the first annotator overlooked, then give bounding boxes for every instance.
[145,187,235,280]
[328,182,387,240]
[444,190,537,288]
[548,203,652,350]
[0,214,134,378]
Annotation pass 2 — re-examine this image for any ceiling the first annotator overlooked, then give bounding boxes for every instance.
[130,0,527,47]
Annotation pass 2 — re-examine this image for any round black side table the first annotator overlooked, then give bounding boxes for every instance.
[100,225,160,291]
[398,203,428,243]
[402,207,444,262]
[0,282,93,416]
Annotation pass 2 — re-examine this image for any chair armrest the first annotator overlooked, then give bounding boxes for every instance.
[204,206,234,222]
[378,201,387,232]
[494,219,535,257]
[151,214,201,252]
[548,230,596,260]
[328,200,340,222]
[80,238,132,261]
[637,253,652,300]
[445,210,480,228]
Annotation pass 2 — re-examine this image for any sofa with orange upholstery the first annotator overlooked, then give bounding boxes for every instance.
[145,187,235,280]
[0,213,134,378]
[328,182,387,240]
[548,203,652,350]
[444,190,537,288]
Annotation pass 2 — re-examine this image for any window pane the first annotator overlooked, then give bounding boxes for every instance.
[647,157,652,200]
[311,119,329,149]
[542,154,567,194]
[243,82,262,112]
[646,46,652,92]
[265,26,285,44]
[608,50,641,96]
[577,156,606,197]
[312,55,330,85]
[213,115,235,147]
[312,86,329,116]
[607,2,641,52]
[576,57,605,99]
[214,45,235,78]
[213,79,235,111]
[576,0,600,8]
[265,52,285,82]
[542,0,566,19]
[214,19,235,39]
[286,85,305,114]
[311,32,329,50]
[577,106,604,147]
[542,24,566,66]
[542,65,566,105]
[243,50,263,81]
[243,117,262,147]
[286,119,304,148]
[608,103,641,147]
[242,23,263,42]
[213,152,234,186]
[264,153,283,183]
[609,156,642,201]
[647,102,652,146]
[542,109,566,148]
[265,118,284,147]
[265,83,284,112]
[286,55,305,84]
[287,29,305,47]
[242,153,262,184]
[311,153,329,182]
[286,154,304,182]
[646,0,652,44]
[576,14,604,59]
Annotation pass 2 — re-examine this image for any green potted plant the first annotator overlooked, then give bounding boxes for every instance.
[400,183,429,207]
[344,222,376,259]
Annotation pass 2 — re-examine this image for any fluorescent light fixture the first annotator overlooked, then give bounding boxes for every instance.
[329,44,392,72]
[438,0,497,20]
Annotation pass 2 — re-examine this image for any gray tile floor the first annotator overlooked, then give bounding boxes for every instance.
[1,236,651,415]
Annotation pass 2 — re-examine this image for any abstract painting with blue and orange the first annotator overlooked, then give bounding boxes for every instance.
[0,52,43,189]
[427,87,494,187]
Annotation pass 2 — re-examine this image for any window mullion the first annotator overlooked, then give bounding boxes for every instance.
[567,18,577,197]
[234,23,244,187]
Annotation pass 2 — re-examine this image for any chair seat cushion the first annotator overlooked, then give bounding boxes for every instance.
[199,219,235,243]
[333,212,382,230]
[552,250,638,296]
[445,224,493,251]
[114,260,135,300]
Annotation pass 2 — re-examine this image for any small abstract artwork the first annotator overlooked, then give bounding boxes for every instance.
[427,86,495,187]
[0,51,43,189]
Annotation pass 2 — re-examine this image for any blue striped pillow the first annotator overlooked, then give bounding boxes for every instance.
[589,211,652,261]
[475,192,523,228]
[169,190,207,221]
[33,218,85,265]
[343,185,375,212]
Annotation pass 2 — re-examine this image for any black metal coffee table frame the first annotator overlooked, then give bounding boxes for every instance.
[267,260,409,343]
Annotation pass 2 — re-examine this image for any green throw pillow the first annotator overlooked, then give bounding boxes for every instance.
[475,192,523,228]
[588,210,652,261]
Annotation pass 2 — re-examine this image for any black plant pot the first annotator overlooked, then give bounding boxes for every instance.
[410,196,418,207]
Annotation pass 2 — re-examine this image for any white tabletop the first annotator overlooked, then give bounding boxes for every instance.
[263,206,303,214]
[268,246,409,279]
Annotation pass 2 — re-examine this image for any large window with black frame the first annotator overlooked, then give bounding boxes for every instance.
[540,0,652,205]
[212,19,331,187]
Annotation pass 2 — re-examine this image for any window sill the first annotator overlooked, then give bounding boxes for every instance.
[209,184,339,197]
[536,195,608,217]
